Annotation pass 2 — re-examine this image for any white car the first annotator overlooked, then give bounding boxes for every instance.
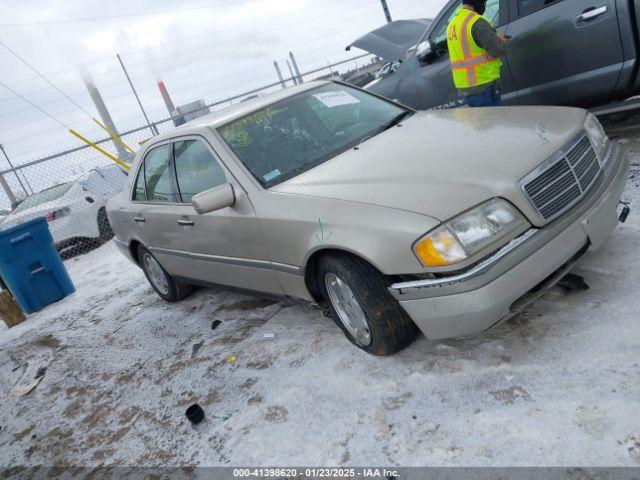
[1,165,127,255]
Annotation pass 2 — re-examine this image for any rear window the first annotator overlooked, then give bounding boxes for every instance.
[13,183,73,213]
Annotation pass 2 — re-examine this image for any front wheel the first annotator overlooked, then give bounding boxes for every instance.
[317,253,418,356]
[137,245,193,302]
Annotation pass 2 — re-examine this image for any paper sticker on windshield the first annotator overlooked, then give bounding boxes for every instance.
[313,91,360,108]
[263,169,281,182]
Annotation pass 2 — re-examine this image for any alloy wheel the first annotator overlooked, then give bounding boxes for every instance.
[324,272,372,347]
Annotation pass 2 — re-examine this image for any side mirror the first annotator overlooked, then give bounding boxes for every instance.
[192,183,235,214]
[405,45,417,60]
[416,40,435,62]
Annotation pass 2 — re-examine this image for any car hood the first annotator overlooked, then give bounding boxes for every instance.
[346,19,432,62]
[272,106,589,226]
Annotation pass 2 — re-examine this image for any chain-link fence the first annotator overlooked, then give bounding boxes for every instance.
[0,53,380,260]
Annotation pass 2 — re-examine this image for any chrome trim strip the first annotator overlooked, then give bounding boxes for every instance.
[271,262,303,275]
[389,229,538,293]
[149,247,302,275]
[519,133,603,224]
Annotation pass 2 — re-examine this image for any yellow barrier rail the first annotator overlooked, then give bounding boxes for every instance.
[69,129,131,171]
[92,117,137,156]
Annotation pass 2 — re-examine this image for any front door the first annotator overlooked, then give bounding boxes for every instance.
[413,0,516,109]
[131,138,282,295]
[158,137,283,295]
[506,0,624,106]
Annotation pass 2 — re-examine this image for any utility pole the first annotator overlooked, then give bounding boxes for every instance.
[0,172,17,207]
[116,53,158,136]
[0,144,28,198]
[289,52,303,84]
[18,170,33,195]
[83,72,132,161]
[286,60,298,85]
[273,61,286,89]
[380,0,392,23]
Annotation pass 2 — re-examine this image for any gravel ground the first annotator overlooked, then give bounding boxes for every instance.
[0,136,639,467]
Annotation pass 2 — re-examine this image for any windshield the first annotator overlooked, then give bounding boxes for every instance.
[13,182,73,213]
[218,83,411,188]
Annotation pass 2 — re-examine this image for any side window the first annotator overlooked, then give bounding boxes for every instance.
[519,0,563,16]
[144,145,176,202]
[173,140,227,203]
[133,165,146,201]
[484,0,500,25]
[431,1,462,53]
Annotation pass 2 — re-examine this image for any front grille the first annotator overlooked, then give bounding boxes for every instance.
[521,135,601,221]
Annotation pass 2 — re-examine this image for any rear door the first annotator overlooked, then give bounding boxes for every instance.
[506,0,624,106]
[413,0,516,108]
[130,142,181,256]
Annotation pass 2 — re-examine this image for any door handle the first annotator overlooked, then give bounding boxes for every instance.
[177,219,194,226]
[576,5,607,22]
[133,216,146,223]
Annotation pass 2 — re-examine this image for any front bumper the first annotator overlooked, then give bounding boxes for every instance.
[389,141,630,340]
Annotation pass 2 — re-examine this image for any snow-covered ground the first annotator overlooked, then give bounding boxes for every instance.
[0,137,639,467]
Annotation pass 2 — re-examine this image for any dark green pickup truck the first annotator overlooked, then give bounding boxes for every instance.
[356,0,639,109]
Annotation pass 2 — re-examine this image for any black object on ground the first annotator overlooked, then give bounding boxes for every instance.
[186,404,205,425]
[557,273,590,292]
[211,319,222,330]
[619,203,631,223]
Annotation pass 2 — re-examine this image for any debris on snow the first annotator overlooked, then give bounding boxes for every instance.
[10,359,49,398]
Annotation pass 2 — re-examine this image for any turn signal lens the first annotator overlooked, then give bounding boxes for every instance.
[414,229,466,266]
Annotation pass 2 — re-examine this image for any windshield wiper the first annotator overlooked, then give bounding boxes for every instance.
[380,110,413,132]
[354,110,413,149]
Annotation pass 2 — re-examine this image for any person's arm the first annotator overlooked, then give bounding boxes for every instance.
[471,18,508,58]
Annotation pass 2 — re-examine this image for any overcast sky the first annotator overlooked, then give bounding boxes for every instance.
[0,0,447,178]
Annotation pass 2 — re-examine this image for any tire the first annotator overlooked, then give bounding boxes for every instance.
[137,245,194,302]
[97,208,114,240]
[317,253,418,356]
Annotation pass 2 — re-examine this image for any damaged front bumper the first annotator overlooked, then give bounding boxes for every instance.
[388,141,631,340]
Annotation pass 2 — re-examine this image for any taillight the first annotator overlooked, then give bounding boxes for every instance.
[45,207,70,222]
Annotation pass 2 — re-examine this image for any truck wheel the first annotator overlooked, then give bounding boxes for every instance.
[97,208,114,240]
[137,245,193,302]
[317,253,418,356]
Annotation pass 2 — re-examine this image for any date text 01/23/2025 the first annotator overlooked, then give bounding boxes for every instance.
[232,468,400,478]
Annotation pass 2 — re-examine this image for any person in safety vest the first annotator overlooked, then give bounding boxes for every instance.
[446,0,509,107]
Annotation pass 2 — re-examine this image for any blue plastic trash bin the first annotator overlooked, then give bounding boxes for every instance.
[0,217,75,314]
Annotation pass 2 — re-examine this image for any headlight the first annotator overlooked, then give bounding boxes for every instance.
[584,113,610,166]
[413,199,529,267]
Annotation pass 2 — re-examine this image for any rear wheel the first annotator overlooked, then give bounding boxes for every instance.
[137,245,193,302]
[317,253,418,356]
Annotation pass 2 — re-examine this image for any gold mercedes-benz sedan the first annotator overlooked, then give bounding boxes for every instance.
[107,80,630,356]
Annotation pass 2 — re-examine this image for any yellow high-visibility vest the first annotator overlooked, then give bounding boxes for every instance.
[446,8,502,89]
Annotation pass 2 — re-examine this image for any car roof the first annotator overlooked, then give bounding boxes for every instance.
[151,80,331,143]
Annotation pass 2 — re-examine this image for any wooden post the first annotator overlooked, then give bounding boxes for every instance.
[0,290,26,328]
